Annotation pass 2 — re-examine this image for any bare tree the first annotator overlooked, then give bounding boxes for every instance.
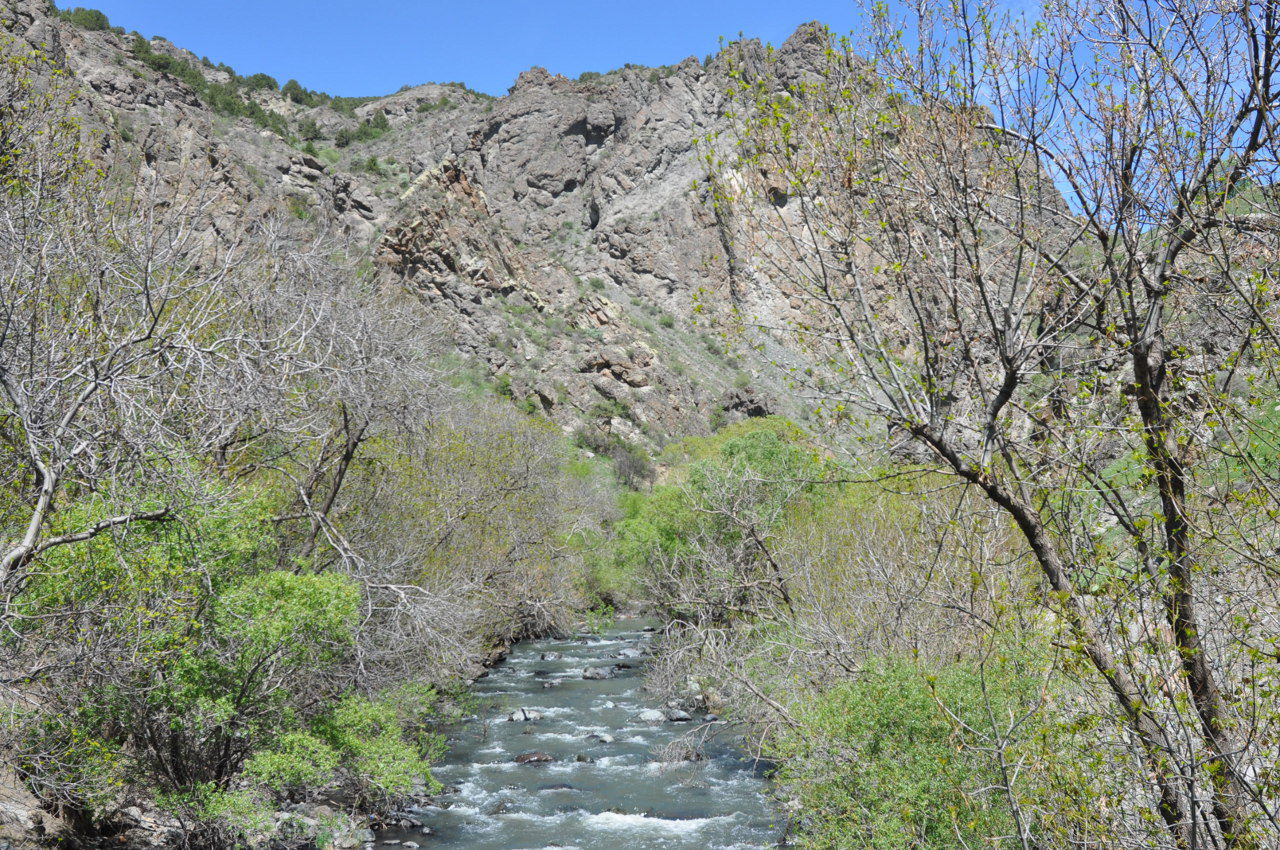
[712,1,1280,846]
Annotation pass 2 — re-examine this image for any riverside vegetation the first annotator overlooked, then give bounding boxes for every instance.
[4,0,1280,848]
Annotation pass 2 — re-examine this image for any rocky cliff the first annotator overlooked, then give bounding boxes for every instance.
[3,0,827,446]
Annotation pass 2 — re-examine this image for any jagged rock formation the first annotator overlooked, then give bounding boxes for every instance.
[2,0,824,445]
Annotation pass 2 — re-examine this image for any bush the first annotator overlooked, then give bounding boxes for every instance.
[296,116,323,140]
[773,658,1037,849]
[574,426,654,490]
[417,96,452,113]
[58,6,111,30]
[242,72,278,91]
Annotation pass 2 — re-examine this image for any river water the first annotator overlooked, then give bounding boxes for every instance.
[378,620,783,849]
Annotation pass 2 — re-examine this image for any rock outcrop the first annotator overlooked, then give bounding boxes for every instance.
[2,1,830,447]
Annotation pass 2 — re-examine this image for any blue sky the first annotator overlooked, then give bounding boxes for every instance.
[63,1,863,97]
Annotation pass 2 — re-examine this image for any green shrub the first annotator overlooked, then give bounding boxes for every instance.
[296,116,323,140]
[774,658,1036,849]
[241,72,278,91]
[417,96,453,113]
[312,693,441,804]
[58,6,111,30]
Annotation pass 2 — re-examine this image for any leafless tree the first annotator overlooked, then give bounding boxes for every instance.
[712,0,1280,845]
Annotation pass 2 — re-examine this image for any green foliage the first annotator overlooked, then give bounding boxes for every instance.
[609,417,822,600]
[574,425,654,490]
[331,114,391,148]
[582,603,615,634]
[241,71,278,91]
[11,490,442,826]
[243,732,340,792]
[128,36,288,135]
[286,196,313,220]
[589,398,633,422]
[774,657,1036,848]
[312,694,439,803]
[296,116,323,140]
[661,415,807,466]
[57,6,116,31]
[417,96,453,113]
[493,373,514,398]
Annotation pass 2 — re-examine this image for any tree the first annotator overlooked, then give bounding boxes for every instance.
[296,115,322,140]
[282,78,306,103]
[56,7,110,31]
[241,71,278,92]
[713,1,1280,846]
[0,42,224,595]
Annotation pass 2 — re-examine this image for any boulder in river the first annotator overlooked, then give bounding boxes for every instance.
[587,732,615,743]
[616,647,644,659]
[582,666,615,680]
[635,709,667,723]
[664,708,694,722]
[514,751,555,764]
[508,707,543,722]
[541,651,563,660]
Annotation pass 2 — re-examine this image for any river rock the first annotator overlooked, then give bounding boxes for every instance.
[664,708,693,722]
[514,751,555,764]
[582,666,614,680]
[587,732,615,743]
[635,709,667,723]
[616,647,644,659]
[575,753,594,763]
[508,707,544,722]
[541,651,563,660]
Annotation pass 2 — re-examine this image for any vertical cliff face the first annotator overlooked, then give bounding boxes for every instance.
[5,1,831,443]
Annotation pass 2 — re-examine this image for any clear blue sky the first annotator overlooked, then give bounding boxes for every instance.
[63,1,862,97]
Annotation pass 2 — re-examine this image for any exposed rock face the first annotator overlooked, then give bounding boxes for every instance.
[3,1,829,445]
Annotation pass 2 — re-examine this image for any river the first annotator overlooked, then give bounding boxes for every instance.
[376,619,784,849]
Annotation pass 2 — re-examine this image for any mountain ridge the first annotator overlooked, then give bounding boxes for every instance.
[6,0,832,453]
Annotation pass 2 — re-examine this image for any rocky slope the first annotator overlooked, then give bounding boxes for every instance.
[3,0,827,448]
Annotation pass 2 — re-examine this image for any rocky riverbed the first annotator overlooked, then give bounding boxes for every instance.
[375,621,782,849]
